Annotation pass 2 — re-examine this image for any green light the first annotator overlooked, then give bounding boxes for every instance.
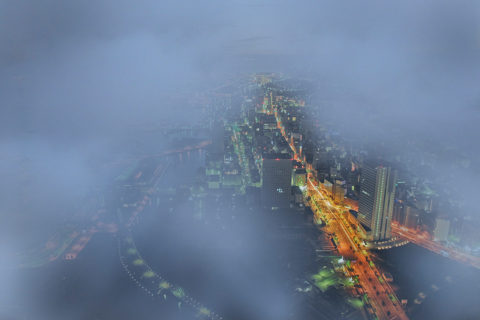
[133,259,144,266]
[199,307,211,316]
[172,287,185,298]
[348,298,364,309]
[143,270,155,278]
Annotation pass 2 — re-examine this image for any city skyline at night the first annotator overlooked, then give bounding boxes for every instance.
[1,1,480,320]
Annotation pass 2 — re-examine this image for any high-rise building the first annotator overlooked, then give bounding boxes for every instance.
[333,180,345,204]
[403,204,420,230]
[210,120,225,159]
[358,162,397,241]
[433,217,450,242]
[393,202,405,225]
[261,153,292,209]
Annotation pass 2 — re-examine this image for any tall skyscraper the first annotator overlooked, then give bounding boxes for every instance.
[358,162,397,241]
[261,153,292,209]
[209,120,225,160]
[433,217,450,242]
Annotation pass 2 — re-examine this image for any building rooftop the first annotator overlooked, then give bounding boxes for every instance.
[263,153,293,160]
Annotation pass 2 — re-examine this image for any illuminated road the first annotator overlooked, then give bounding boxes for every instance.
[307,181,408,320]
[392,223,480,270]
[268,91,408,320]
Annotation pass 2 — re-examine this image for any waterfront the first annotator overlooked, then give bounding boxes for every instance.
[1,152,359,320]
[376,244,480,319]
[2,234,192,320]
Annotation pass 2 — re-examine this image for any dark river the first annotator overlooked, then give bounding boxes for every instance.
[376,243,480,320]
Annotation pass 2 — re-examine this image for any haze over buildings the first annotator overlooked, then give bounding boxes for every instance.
[1,1,480,320]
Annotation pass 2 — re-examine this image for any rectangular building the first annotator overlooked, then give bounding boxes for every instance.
[261,153,293,209]
[433,217,450,242]
[333,180,345,204]
[358,162,397,241]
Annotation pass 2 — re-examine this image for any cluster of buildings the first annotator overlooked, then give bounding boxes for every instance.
[198,74,363,319]
[200,73,479,255]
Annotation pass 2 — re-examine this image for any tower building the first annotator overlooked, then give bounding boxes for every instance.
[358,162,397,241]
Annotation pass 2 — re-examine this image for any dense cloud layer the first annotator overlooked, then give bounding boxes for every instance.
[0,1,479,318]
[2,0,479,139]
[1,0,479,250]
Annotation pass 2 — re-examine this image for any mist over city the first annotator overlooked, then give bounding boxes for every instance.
[1,1,479,320]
